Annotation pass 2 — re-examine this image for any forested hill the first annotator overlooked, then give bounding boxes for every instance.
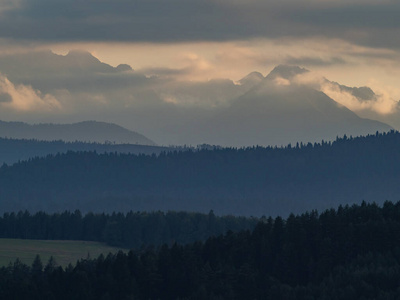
[0,210,258,249]
[1,130,400,216]
[3,201,400,299]
[0,137,172,165]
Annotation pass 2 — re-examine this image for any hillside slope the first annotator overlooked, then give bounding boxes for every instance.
[0,137,170,165]
[0,131,399,216]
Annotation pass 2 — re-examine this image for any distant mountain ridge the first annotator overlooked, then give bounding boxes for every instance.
[0,120,156,145]
[0,50,394,146]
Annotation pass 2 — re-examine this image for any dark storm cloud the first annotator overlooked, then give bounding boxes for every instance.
[0,0,252,41]
[286,3,400,49]
[1,0,399,49]
[290,4,400,30]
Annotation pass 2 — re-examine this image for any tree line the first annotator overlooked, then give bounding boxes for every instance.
[0,210,258,248]
[1,201,400,299]
[0,136,170,165]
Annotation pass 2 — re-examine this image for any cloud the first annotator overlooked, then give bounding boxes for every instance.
[0,0,399,52]
[0,74,61,112]
[0,0,20,14]
[137,67,190,78]
[0,91,12,102]
[0,48,255,144]
[0,50,148,95]
[30,38,400,89]
[273,77,291,86]
[292,72,326,89]
[291,71,399,115]
[0,48,256,108]
[0,47,399,144]
[321,82,398,115]
[158,78,243,107]
[284,56,346,67]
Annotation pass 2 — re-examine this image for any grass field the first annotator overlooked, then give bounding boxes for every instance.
[0,238,127,267]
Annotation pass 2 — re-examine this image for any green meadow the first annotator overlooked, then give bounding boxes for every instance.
[0,238,127,267]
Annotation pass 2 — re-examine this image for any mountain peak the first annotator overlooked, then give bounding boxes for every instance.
[65,50,103,64]
[116,64,133,72]
[66,49,94,57]
[266,65,309,80]
[65,51,134,73]
[239,71,264,86]
[64,50,116,73]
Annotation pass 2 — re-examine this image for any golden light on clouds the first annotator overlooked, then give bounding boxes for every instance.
[321,82,397,115]
[46,38,400,89]
[0,75,61,112]
[0,35,396,132]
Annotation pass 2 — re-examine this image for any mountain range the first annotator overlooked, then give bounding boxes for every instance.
[0,120,155,145]
[0,50,395,147]
[188,65,392,146]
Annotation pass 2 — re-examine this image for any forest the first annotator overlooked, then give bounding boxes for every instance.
[0,137,170,165]
[0,210,258,248]
[1,130,400,215]
[1,201,400,299]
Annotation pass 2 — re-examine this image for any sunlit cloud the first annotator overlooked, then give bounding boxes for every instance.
[0,74,61,112]
[321,82,398,115]
[38,38,400,89]
[273,77,291,86]
[0,33,399,139]
[292,71,399,116]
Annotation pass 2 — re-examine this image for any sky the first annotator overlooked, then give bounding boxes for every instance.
[0,0,399,145]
